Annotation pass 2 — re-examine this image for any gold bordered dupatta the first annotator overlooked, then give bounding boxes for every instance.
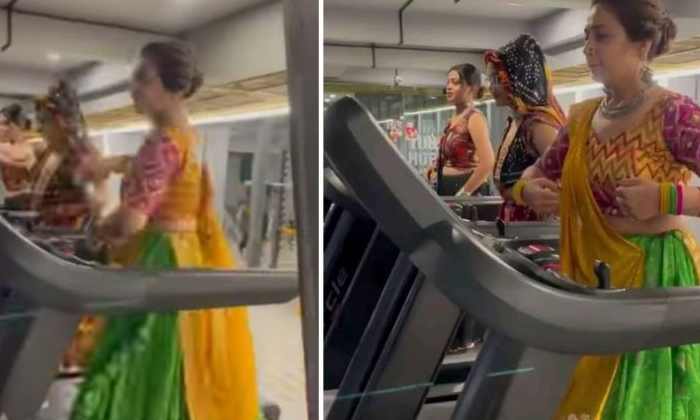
[553,99,645,420]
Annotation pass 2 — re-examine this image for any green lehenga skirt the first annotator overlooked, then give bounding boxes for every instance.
[598,231,700,420]
[559,230,700,420]
[69,232,263,420]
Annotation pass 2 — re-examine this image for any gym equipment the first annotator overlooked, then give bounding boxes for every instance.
[326,96,700,420]
[324,169,536,420]
[0,212,298,420]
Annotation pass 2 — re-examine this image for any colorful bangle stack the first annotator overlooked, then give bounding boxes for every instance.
[659,182,684,215]
[512,179,529,207]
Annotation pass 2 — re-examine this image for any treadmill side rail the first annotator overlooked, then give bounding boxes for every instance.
[451,332,578,420]
[0,309,81,420]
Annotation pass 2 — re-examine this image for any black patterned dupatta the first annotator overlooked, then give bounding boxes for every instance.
[484,33,566,127]
[485,34,567,221]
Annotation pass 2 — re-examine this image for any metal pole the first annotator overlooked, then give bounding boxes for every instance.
[283,0,319,419]
[246,122,273,268]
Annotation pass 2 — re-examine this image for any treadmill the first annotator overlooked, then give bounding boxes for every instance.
[323,168,561,420]
[325,96,700,420]
[0,212,298,420]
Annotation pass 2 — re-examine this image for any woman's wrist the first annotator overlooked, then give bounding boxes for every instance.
[658,182,684,216]
[512,178,529,206]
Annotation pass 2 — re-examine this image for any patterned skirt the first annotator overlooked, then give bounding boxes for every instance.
[556,230,700,420]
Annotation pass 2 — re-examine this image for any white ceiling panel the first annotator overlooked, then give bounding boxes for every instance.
[324,0,405,10]
[7,0,268,34]
[0,48,86,72]
[408,0,561,19]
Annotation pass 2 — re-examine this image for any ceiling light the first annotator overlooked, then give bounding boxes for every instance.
[507,2,523,6]
[47,52,61,63]
[89,107,290,137]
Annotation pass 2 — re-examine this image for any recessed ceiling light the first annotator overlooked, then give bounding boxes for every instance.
[47,52,61,63]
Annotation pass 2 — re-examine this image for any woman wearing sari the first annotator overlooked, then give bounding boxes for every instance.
[70,41,260,420]
[514,0,700,418]
[485,34,566,221]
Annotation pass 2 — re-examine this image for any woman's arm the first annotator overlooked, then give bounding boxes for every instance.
[511,128,570,215]
[93,137,180,244]
[462,113,495,195]
[101,155,133,175]
[0,142,34,167]
[660,96,700,216]
[531,121,561,156]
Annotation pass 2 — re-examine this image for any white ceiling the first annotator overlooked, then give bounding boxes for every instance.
[324,0,700,87]
[2,0,268,34]
[324,0,578,19]
[0,49,87,73]
[409,0,560,20]
[0,0,270,80]
[0,0,289,117]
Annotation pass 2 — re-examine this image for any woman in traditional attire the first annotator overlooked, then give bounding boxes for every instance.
[0,104,45,210]
[485,34,567,221]
[514,0,700,418]
[424,63,494,197]
[423,64,495,353]
[70,41,260,420]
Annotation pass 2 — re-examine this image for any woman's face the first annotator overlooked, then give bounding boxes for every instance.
[445,70,472,105]
[129,58,177,118]
[0,115,10,142]
[584,5,651,87]
[0,114,21,143]
[486,63,510,107]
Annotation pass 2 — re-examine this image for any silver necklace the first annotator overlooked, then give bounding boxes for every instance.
[600,88,648,120]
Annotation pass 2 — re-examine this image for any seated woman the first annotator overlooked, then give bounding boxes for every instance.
[485,34,566,221]
[424,63,494,197]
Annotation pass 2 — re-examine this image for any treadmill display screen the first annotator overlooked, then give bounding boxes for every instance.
[516,244,561,273]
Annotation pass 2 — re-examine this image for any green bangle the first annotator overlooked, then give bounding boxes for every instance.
[668,183,677,215]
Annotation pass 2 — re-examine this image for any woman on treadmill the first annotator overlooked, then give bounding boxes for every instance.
[424,63,494,197]
[515,0,700,417]
[485,34,566,221]
[0,104,46,210]
[70,41,261,420]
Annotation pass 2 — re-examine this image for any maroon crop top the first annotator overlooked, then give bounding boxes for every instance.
[437,110,480,170]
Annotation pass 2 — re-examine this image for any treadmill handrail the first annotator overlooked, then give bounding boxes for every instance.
[324,97,700,355]
[323,168,370,218]
[324,168,501,218]
[442,196,503,206]
[0,216,298,312]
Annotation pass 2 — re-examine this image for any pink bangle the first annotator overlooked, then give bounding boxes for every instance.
[677,184,684,215]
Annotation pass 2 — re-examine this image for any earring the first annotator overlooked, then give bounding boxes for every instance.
[640,65,656,86]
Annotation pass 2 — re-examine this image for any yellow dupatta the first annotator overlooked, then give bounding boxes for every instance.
[553,99,646,419]
[176,145,259,420]
[109,128,259,420]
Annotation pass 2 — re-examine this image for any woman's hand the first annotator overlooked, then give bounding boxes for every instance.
[76,154,131,183]
[615,178,661,220]
[424,163,436,181]
[522,178,560,216]
[102,155,133,175]
[85,181,110,217]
